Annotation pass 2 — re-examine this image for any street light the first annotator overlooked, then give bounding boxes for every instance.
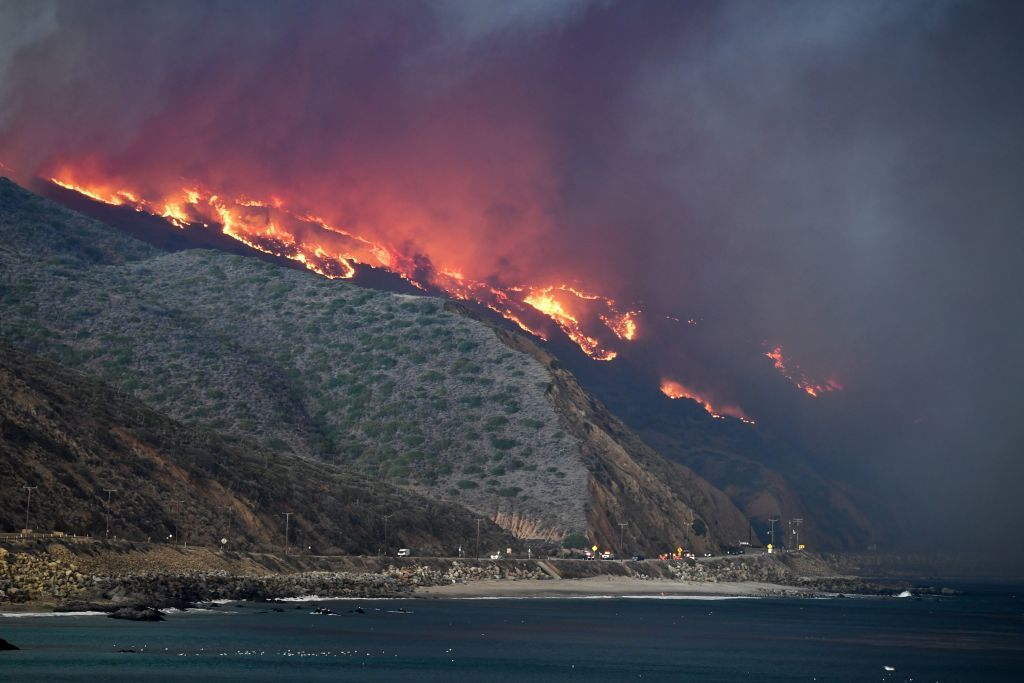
[172,499,184,545]
[103,489,116,539]
[283,512,293,555]
[791,518,804,550]
[23,486,37,532]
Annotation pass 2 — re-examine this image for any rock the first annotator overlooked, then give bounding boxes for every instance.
[0,637,19,651]
[107,607,165,622]
[54,601,116,613]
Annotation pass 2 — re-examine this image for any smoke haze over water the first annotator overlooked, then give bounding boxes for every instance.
[1,0,1022,558]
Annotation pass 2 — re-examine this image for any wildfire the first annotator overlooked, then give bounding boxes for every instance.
[601,310,638,341]
[764,345,842,397]
[524,288,617,361]
[44,171,640,361]
[660,379,755,424]
[50,177,139,206]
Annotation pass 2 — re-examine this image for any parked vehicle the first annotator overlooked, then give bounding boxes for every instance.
[583,550,596,560]
[631,555,646,562]
[489,552,502,560]
[600,551,614,560]
[396,548,411,557]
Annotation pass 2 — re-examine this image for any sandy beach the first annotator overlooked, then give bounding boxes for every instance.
[416,577,812,599]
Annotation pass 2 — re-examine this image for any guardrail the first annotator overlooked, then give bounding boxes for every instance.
[0,532,95,542]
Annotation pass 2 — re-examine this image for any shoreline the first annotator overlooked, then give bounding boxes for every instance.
[415,577,811,599]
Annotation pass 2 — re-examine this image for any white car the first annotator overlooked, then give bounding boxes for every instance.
[396,548,411,557]
[489,552,502,560]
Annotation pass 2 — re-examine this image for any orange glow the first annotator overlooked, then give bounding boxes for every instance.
[524,288,617,361]
[602,310,638,341]
[50,177,138,206]
[44,172,639,361]
[660,379,755,424]
[160,202,191,228]
[764,345,842,398]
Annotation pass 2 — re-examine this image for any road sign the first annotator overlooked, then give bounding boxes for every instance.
[592,545,598,552]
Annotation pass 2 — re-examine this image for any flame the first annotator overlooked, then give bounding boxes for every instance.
[764,345,842,397]
[160,202,191,228]
[50,177,138,206]
[602,310,638,341]
[44,171,639,361]
[660,379,755,424]
[524,288,617,361]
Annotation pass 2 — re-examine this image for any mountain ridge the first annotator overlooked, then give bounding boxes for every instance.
[1,176,749,553]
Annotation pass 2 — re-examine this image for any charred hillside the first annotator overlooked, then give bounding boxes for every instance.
[0,344,513,554]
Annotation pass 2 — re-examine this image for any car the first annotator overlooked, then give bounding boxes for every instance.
[489,552,502,560]
[583,550,596,560]
[631,554,646,562]
[600,551,614,560]
[396,548,411,557]
[703,552,712,558]
[725,547,745,556]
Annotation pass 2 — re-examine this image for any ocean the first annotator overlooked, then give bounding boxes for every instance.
[2,585,1022,681]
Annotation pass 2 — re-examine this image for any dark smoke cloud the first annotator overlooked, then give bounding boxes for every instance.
[1,0,1022,556]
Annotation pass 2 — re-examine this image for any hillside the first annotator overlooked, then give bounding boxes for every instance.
[0,177,749,552]
[0,343,515,554]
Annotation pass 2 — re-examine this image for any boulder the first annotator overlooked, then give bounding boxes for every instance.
[107,607,165,622]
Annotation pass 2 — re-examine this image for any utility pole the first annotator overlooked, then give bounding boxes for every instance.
[283,512,293,555]
[618,522,628,554]
[103,489,116,539]
[172,499,184,545]
[476,519,482,559]
[791,518,804,551]
[768,516,780,552]
[382,514,392,557]
[23,486,37,532]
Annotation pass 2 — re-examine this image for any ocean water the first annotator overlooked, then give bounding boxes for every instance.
[1,586,1022,681]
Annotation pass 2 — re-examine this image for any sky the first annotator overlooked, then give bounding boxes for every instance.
[1,0,1022,555]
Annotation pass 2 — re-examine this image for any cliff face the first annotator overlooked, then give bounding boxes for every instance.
[489,324,751,554]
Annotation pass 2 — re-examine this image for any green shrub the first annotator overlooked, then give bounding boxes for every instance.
[562,533,589,549]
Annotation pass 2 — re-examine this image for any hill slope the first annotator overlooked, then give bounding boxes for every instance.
[0,344,514,554]
[0,177,748,552]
